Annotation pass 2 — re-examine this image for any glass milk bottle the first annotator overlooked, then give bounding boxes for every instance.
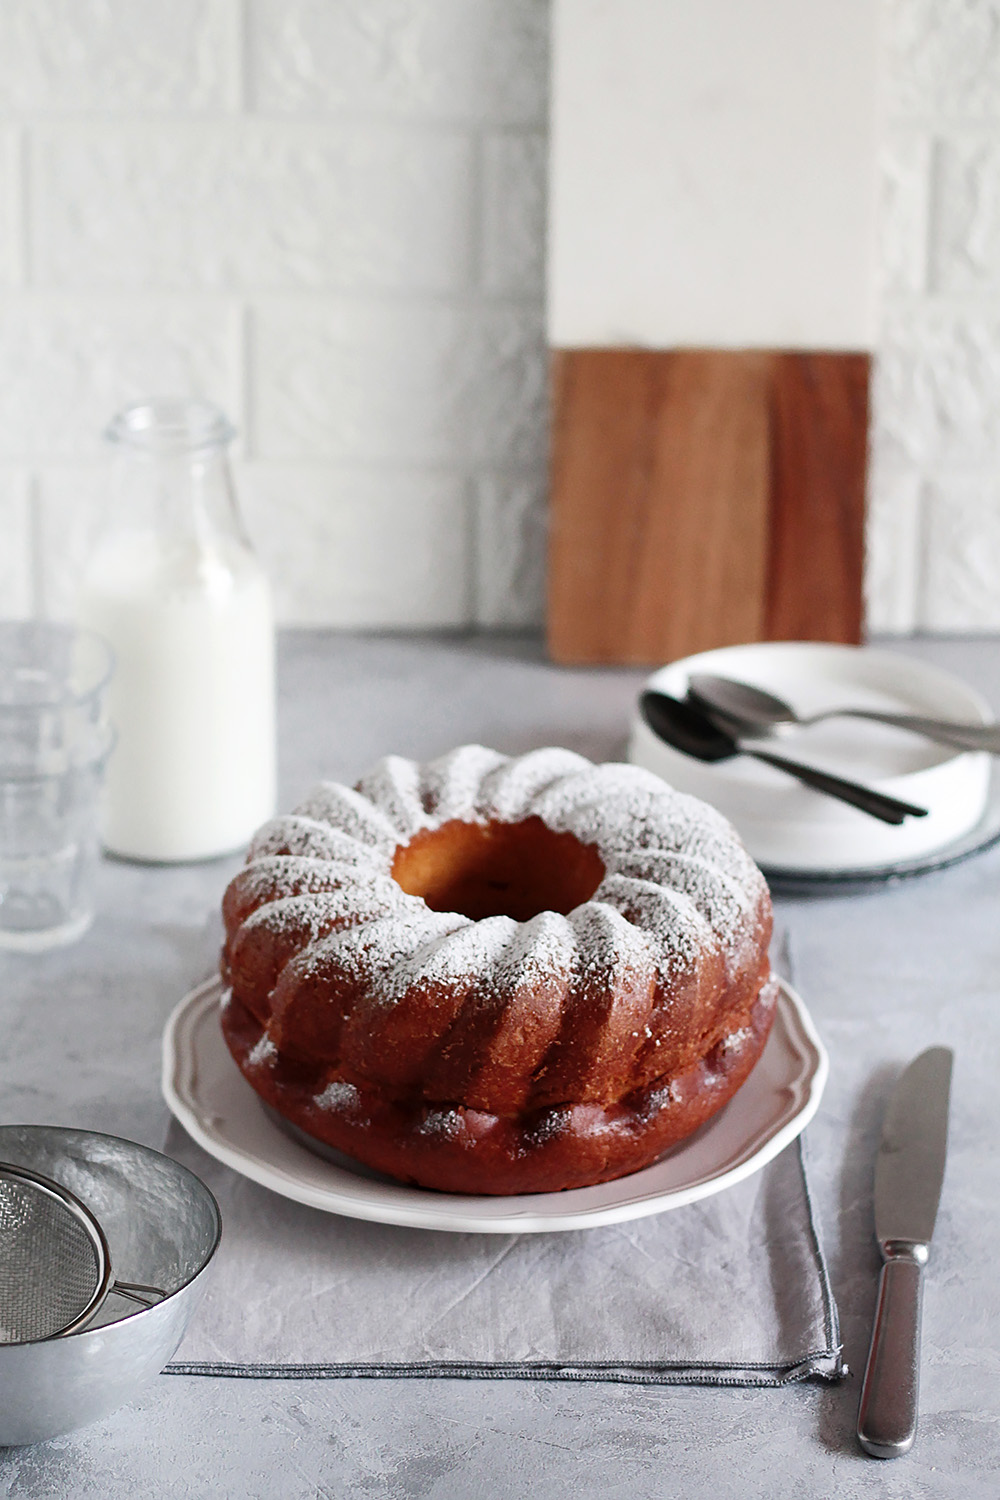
[77,399,276,861]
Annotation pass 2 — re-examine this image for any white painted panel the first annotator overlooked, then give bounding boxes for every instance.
[548,0,882,349]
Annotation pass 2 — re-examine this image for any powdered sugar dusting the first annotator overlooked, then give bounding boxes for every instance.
[640,1081,678,1115]
[379,913,517,1004]
[567,901,657,988]
[250,815,364,862]
[417,1108,463,1139]
[227,744,769,1049]
[314,1079,361,1112]
[527,761,765,964]
[523,1107,571,1147]
[354,754,427,838]
[608,849,763,960]
[530,764,711,862]
[294,783,399,853]
[230,855,358,911]
[596,873,715,978]
[493,909,576,990]
[307,907,472,1001]
[474,746,592,823]
[248,1034,277,1068]
[417,745,507,822]
[237,881,401,944]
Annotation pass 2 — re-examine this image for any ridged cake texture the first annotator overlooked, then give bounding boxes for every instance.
[220,745,776,1194]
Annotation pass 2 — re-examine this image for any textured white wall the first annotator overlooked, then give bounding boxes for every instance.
[0,0,549,628]
[0,1,997,635]
[868,0,1000,632]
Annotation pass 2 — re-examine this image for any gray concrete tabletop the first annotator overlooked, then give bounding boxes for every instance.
[1,631,999,1499]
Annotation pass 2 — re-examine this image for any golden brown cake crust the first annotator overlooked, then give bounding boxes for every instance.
[221,976,778,1194]
[220,745,775,1195]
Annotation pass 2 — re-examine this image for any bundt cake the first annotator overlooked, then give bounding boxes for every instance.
[220,745,776,1195]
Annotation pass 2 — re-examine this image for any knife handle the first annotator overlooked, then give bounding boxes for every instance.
[857,1243,927,1458]
[742,748,927,825]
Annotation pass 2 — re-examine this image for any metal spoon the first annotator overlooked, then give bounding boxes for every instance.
[639,690,928,825]
[687,672,1000,754]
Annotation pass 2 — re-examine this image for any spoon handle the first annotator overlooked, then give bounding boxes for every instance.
[834,709,1000,754]
[746,747,928,825]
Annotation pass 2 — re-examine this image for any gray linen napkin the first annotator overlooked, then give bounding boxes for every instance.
[166,1131,841,1386]
[165,933,844,1386]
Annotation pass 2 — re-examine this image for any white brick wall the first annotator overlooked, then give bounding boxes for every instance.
[868,0,1000,631]
[2,0,999,634]
[2,0,548,628]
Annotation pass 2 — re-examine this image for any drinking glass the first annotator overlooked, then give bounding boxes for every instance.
[0,622,115,950]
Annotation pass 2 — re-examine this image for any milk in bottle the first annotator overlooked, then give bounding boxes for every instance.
[78,400,276,861]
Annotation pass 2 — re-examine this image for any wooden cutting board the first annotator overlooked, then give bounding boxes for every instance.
[547,347,869,665]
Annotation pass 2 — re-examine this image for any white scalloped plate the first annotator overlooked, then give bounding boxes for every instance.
[162,977,827,1234]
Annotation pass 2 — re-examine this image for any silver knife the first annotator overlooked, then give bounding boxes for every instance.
[857,1046,953,1458]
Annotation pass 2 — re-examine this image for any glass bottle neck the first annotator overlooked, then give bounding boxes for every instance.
[115,442,248,550]
[93,399,257,599]
[105,397,236,454]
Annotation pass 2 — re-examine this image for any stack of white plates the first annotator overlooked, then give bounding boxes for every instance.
[628,642,997,881]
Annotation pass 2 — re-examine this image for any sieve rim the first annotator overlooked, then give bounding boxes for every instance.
[0,1160,114,1342]
[0,1125,223,1345]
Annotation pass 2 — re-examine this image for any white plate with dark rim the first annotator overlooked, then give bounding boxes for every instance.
[162,976,827,1234]
[762,764,1000,891]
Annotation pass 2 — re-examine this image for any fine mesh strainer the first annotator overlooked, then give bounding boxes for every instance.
[0,1161,163,1344]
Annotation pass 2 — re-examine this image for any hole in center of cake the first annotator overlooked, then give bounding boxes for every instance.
[391,816,606,923]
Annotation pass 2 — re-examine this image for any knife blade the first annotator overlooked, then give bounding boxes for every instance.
[857,1046,953,1458]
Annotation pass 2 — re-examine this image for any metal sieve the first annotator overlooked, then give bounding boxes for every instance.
[0,1161,163,1344]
